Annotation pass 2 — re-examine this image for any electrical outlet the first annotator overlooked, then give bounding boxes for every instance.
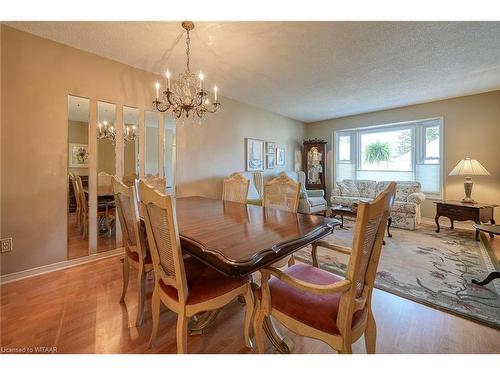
[1,238,13,253]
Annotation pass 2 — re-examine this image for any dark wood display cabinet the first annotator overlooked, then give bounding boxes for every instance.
[302,139,327,191]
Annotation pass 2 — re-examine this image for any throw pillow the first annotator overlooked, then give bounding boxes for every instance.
[338,180,360,197]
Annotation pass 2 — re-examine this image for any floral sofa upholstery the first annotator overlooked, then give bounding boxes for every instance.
[331,179,426,230]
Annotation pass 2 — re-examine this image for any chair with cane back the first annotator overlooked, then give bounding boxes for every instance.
[253,182,396,354]
[112,177,153,326]
[263,174,301,267]
[222,173,250,204]
[140,181,255,354]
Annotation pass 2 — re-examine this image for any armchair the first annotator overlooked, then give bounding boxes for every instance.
[279,171,327,215]
[253,182,396,354]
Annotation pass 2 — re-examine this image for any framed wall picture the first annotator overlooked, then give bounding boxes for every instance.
[266,142,275,169]
[276,147,285,166]
[246,138,265,171]
[69,143,89,168]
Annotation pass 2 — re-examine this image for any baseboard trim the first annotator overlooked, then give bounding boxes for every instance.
[0,248,124,285]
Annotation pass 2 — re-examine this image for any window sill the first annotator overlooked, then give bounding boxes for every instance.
[423,194,443,202]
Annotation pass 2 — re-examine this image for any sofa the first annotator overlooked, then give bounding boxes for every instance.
[331,179,426,230]
[230,171,327,215]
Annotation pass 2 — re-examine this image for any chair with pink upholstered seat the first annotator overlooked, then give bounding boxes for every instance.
[112,177,153,326]
[253,182,396,354]
[139,181,254,354]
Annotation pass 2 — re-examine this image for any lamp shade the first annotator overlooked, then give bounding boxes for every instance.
[448,158,491,176]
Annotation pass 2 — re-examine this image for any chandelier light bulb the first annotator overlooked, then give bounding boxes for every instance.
[165,70,171,90]
[199,72,204,91]
[214,86,218,102]
[155,81,160,99]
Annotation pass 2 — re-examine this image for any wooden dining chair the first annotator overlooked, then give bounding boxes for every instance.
[145,175,167,193]
[69,173,82,232]
[263,174,301,267]
[75,176,89,239]
[122,173,138,187]
[263,174,300,213]
[112,177,153,326]
[222,173,250,204]
[253,182,396,354]
[76,175,114,240]
[139,181,254,354]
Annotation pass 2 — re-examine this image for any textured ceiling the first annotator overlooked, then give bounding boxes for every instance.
[8,21,500,123]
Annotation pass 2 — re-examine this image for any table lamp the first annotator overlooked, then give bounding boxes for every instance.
[448,157,490,204]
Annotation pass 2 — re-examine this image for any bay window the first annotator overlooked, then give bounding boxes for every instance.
[334,118,443,196]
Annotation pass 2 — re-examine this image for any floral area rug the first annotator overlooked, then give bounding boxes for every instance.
[294,222,500,328]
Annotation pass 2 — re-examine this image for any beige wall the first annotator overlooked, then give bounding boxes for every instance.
[0,26,306,275]
[145,125,159,175]
[124,137,138,177]
[176,96,304,198]
[97,138,116,175]
[306,91,500,218]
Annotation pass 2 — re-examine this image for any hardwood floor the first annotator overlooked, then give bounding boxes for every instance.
[67,212,117,260]
[67,212,89,260]
[1,255,498,354]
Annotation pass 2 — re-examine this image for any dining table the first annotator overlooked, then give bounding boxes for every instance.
[83,185,115,202]
[84,186,116,234]
[168,196,341,353]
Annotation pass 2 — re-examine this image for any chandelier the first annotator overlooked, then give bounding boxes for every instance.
[97,121,137,144]
[153,21,221,119]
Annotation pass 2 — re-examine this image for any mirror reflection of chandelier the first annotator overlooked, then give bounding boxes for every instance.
[153,21,221,119]
[97,121,137,143]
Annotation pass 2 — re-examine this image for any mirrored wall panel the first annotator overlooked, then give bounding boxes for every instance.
[97,101,117,253]
[123,106,139,186]
[164,116,176,194]
[67,95,90,260]
[145,110,159,176]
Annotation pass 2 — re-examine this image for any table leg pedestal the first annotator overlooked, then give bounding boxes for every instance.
[263,316,294,354]
[188,310,221,335]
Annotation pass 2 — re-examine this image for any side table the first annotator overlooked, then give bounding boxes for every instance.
[434,201,497,241]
